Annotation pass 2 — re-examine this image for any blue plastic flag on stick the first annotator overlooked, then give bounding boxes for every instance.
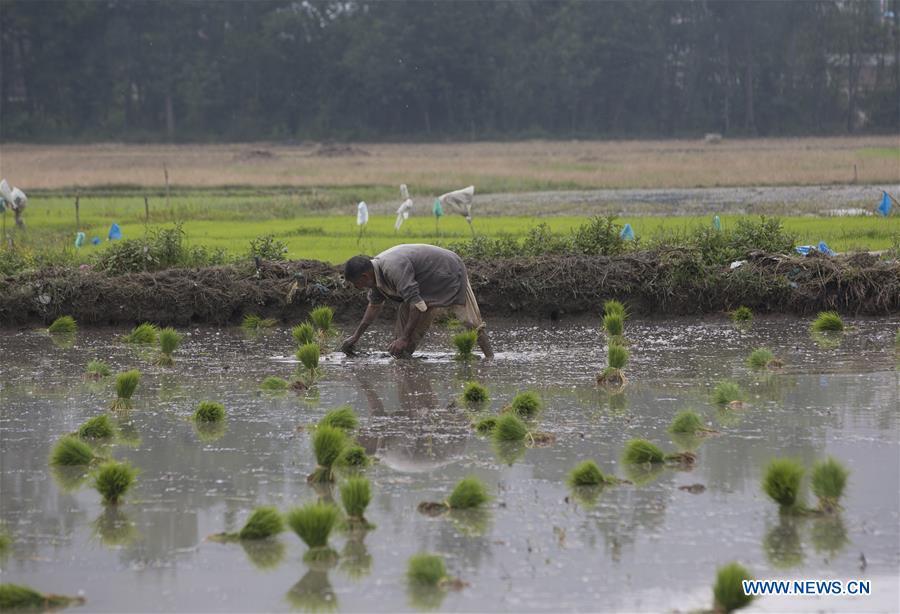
[877,191,892,217]
[108,223,121,240]
[713,215,721,231]
[817,241,835,256]
[75,232,85,248]
[433,198,443,218]
[620,223,635,241]
[91,237,101,245]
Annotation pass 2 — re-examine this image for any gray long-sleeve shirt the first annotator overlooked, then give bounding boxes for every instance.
[368,244,467,309]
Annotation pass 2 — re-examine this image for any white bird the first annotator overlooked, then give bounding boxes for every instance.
[356,201,369,226]
[395,198,413,231]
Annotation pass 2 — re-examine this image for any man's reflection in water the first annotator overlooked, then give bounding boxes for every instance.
[352,362,470,473]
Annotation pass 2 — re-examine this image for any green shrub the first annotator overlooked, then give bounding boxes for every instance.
[78,415,115,440]
[124,323,158,345]
[310,306,335,333]
[340,477,372,519]
[318,406,358,433]
[762,458,805,509]
[248,234,288,261]
[462,381,490,406]
[48,315,77,334]
[50,436,95,466]
[568,460,616,487]
[713,562,755,612]
[447,477,489,510]
[93,461,137,504]
[811,311,844,332]
[193,401,225,423]
[286,502,340,549]
[509,391,542,419]
[94,223,228,274]
[407,553,446,586]
[571,216,627,256]
[811,457,849,510]
[623,439,665,464]
[292,322,316,345]
[452,330,478,359]
[239,507,285,540]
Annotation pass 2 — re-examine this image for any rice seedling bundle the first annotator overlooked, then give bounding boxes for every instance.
[156,327,182,365]
[462,381,489,406]
[292,322,316,345]
[297,343,320,372]
[713,562,755,612]
[712,380,744,406]
[111,369,141,409]
[446,477,489,510]
[48,315,77,334]
[286,502,340,549]
[193,401,226,423]
[622,439,666,464]
[491,413,528,442]
[668,410,705,435]
[452,330,478,359]
[508,391,542,419]
[310,306,335,333]
[93,461,137,504]
[603,300,627,319]
[730,306,752,323]
[336,445,370,469]
[77,414,115,440]
[239,507,285,540]
[811,311,844,333]
[318,405,358,432]
[85,359,111,378]
[340,477,372,520]
[260,376,289,390]
[125,322,158,344]
[407,553,447,587]
[309,425,348,483]
[567,460,617,487]
[762,458,804,510]
[747,348,774,369]
[50,436,95,466]
[810,457,849,512]
[474,416,498,434]
[602,313,624,337]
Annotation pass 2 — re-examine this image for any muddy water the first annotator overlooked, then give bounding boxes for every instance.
[1,317,898,613]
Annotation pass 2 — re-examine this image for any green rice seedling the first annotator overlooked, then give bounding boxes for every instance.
[762,458,805,511]
[602,313,624,337]
[597,343,628,388]
[340,477,372,521]
[287,501,340,551]
[461,381,490,407]
[292,322,316,345]
[712,380,744,407]
[93,460,137,505]
[50,436,96,466]
[473,416,498,435]
[336,445,370,470]
[48,315,77,334]
[447,477,489,510]
[507,391,542,419]
[125,322,158,344]
[603,299,627,319]
[297,342,320,375]
[622,438,666,464]
[308,425,348,483]
[240,506,285,540]
[156,327,182,366]
[567,460,619,487]
[77,414,116,440]
[193,401,225,423]
[111,369,141,410]
[318,405,358,433]
[407,553,447,587]
[668,410,716,435]
[747,347,775,369]
[260,376,289,391]
[730,306,752,323]
[241,313,277,331]
[85,359,111,379]
[0,584,84,611]
[712,562,755,612]
[492,413,528,442]
[310,306,335,334]
[811,310,844,333]
[452,330,478,360]
[92,508,139,547]
[810,457,849,512]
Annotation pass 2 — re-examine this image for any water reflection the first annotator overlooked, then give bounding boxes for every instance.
[763,515,805,569]
[810,515,850,560]
[286,569,338,612]
[338,535,372,580]
[241,539,286,570]
[92,507,139,548]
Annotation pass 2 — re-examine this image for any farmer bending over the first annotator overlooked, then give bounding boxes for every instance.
[342,244,494,359]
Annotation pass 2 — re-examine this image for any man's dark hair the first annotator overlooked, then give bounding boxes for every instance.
[344,255,373,281]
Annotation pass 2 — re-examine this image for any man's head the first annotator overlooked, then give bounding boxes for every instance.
[344,255,375,289]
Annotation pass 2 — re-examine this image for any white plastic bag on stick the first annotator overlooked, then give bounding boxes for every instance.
[438,185,475,222]
[394,198,413,230]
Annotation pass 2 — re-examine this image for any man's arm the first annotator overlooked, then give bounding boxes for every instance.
[341,303,383,354]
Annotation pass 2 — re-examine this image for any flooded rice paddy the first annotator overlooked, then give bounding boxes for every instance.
[1,316,898,612]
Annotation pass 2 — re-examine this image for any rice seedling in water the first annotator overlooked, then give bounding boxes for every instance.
[241,313,277,331]
[602,312,624,337]
[603,299,627,319]
[318,405,358,433]
[0,584,84,611]
[447,477,489,510]
[762,458,805,511]
[48,315,77,334]
[747,347,775,369]
[668,410,715,435]
[407,553,447,587]
[310,306,335,334]
[308,425,348,483]
[507,391,542,419]
[597,343,628,387]
[461,381,489,407]
[156,327,182,366]
[810,457,849,513]
[0,527,10,558]
[895,328,900,345]
[193,400,225,423]
[287,501,340,560]
[240,507,285,540]
[93,460,137,505]
[712,380,744,407]
[111,369,141,410]
[125,322,158,344]
[85,359,111,379]
[492,413,528,442]
[260,376,289,391]
[77,414,116,440]
[336,445,370,470]
[50,436,97,466]
[292,322,316,345]
[811,310,844,332]
[452,330,478,360]
[567,460,619,487]
[730,306,752,323]
[340,477,372,521]
[622,438,695,466]
[713,562,755,612]
[474,416,498,434]
[296,342,321,381]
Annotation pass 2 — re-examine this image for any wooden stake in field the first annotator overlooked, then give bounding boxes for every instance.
[163,163,170,208]
[74,191,80,230]
[144,196,150,223]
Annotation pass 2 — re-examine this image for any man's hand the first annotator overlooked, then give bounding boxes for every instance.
[388,337,410,357]
[341,335,359,355]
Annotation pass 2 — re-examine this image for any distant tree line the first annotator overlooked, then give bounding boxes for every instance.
[1,0,897,142]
